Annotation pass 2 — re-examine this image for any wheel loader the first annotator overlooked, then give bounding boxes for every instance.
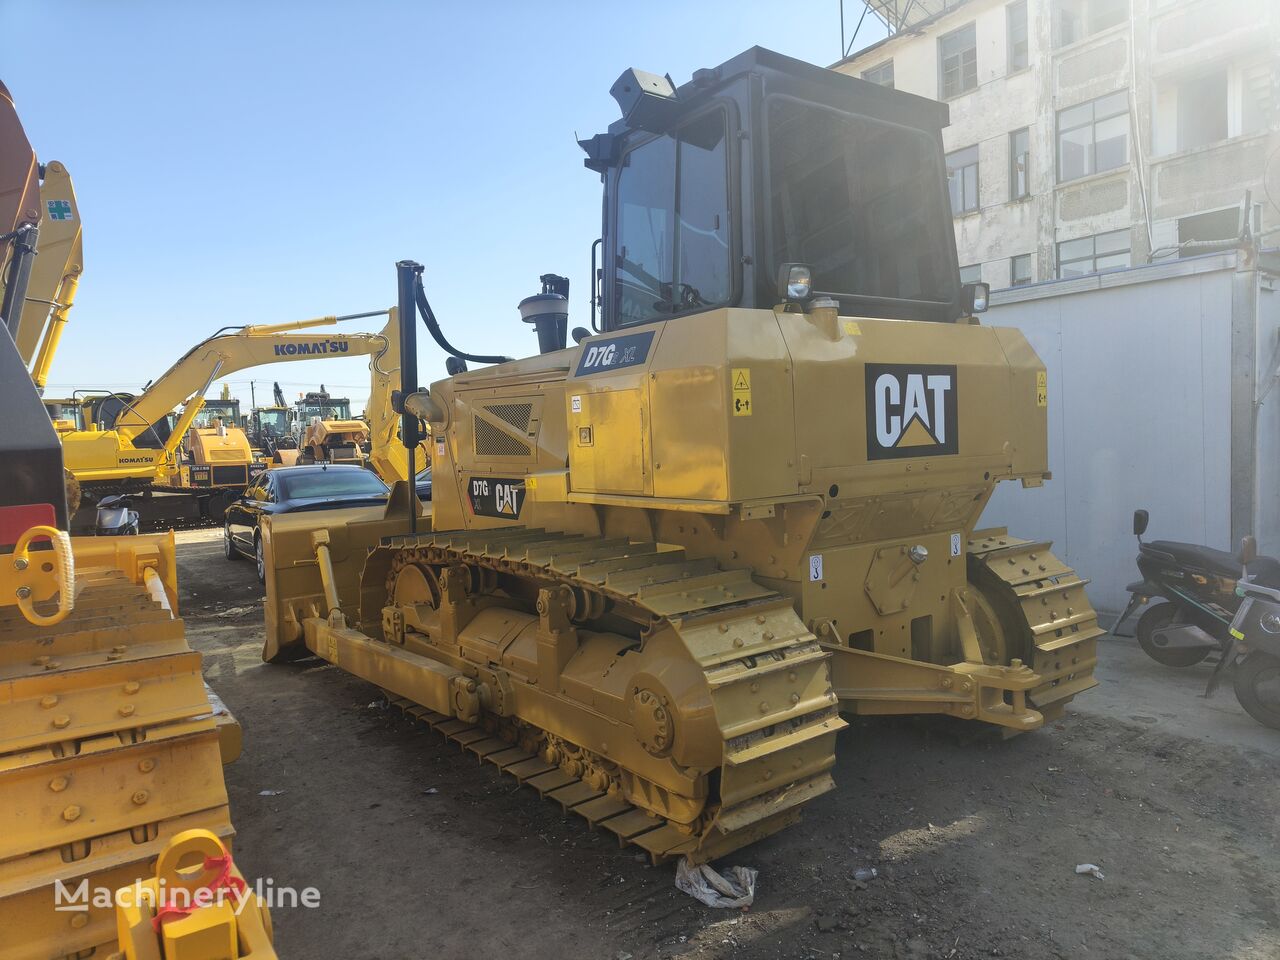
[258,47,1101,864]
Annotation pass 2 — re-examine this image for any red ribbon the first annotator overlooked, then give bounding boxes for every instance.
[150,854,247,932]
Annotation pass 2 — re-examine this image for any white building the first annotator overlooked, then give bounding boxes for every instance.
[834,0,1279,288]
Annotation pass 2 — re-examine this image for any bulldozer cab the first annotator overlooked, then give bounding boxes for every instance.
[581,47,964,332]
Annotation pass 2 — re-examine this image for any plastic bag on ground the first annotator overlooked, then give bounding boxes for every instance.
[674,857,758,908]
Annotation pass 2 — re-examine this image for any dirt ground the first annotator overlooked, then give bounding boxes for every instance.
[176,528,1280,960]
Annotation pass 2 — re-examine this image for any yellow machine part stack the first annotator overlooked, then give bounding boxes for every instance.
[112,829,275,960]
[0,534,249,960]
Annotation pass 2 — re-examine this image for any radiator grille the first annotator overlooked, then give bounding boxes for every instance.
[484,401,533,432]
[474,417,532,457]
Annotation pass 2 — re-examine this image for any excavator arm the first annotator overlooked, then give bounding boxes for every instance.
[0,80,83,386]
[110,312,391,443]
[364,308,415,482]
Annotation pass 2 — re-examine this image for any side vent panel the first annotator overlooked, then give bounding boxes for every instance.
[474,417,532,458]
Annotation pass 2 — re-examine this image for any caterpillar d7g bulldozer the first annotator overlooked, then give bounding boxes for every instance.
[259,47,1101,863]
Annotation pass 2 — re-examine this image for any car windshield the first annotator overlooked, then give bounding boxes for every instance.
[766,96,955,312]
[278,470,389,500]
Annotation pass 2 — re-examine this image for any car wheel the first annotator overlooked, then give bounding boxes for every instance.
[255,533,266,585]
[224,523,241,561]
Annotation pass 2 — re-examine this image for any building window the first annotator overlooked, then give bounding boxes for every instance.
[946,145,980,215]
[1010,253,1033,285]
[1057,229,1130,277]
[1176,69,1228,152]
[1057,91,1129,182]
[939,23,978,99]
[1009,127,1030,199]
[1054,0,1128,48]
[862,60,894,88]
[959,264,983,285]
[1007,1,1029,72]
[1176,208,1239,255]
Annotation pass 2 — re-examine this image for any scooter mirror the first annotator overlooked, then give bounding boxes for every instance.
[1133,509,1149,537]
[1241,535,1257,565]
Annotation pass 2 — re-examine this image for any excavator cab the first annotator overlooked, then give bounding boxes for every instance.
[580,47,971,333]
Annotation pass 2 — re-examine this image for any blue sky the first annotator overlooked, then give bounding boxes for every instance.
[4,1,886,412]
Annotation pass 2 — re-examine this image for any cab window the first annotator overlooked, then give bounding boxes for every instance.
[614,108,731,325]
[766,96,955,315]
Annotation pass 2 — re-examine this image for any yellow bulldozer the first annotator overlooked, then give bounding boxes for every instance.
[257,48,1102,865]
[0,82,273,958]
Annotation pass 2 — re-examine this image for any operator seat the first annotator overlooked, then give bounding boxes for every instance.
[1143,540,1280,587]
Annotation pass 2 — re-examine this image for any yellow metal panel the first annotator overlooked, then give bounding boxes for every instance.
[0,726,227,861]
[568,387,648,495]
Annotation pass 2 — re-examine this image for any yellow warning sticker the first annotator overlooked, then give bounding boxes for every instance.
[731,367,752,416]
[1036,371,1047,407]
[842,320,861,336]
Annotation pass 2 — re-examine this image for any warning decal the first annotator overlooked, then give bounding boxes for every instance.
[1036,371,1047,407]
[732,368,752,417]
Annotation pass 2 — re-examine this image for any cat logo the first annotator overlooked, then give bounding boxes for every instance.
[468,476,526,519]
[865,363,959,460]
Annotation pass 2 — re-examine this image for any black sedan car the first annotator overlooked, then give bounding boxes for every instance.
[224,464,389,582]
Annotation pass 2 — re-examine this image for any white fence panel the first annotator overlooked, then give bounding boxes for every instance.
[981,258,1237,618]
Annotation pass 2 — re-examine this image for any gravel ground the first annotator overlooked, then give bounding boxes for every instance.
[177,528,1280,960]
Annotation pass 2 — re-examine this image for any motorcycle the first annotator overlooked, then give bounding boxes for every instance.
[1116,509,1280,667]
[1214,536,1280,729]
[94,494,140,536]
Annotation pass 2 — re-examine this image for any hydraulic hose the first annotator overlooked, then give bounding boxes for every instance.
[413,273,512,366]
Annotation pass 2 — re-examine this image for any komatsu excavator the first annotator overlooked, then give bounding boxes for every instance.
[59,311,398,528]
[0,84,273,958]
[258,48,1102,864]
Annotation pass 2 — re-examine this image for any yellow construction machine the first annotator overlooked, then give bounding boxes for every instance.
[59,311,396,528]
[259,47,1102,864]
[291,388,369,466]
[0,184,272,958]
[248,383,299,463]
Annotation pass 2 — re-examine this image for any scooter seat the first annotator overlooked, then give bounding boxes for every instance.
[1144,540,1280,587]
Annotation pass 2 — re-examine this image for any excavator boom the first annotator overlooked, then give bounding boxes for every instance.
[110,312,390,443]
[1,80,83,386]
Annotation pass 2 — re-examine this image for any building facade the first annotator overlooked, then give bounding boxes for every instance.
[834,0,1279,288]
